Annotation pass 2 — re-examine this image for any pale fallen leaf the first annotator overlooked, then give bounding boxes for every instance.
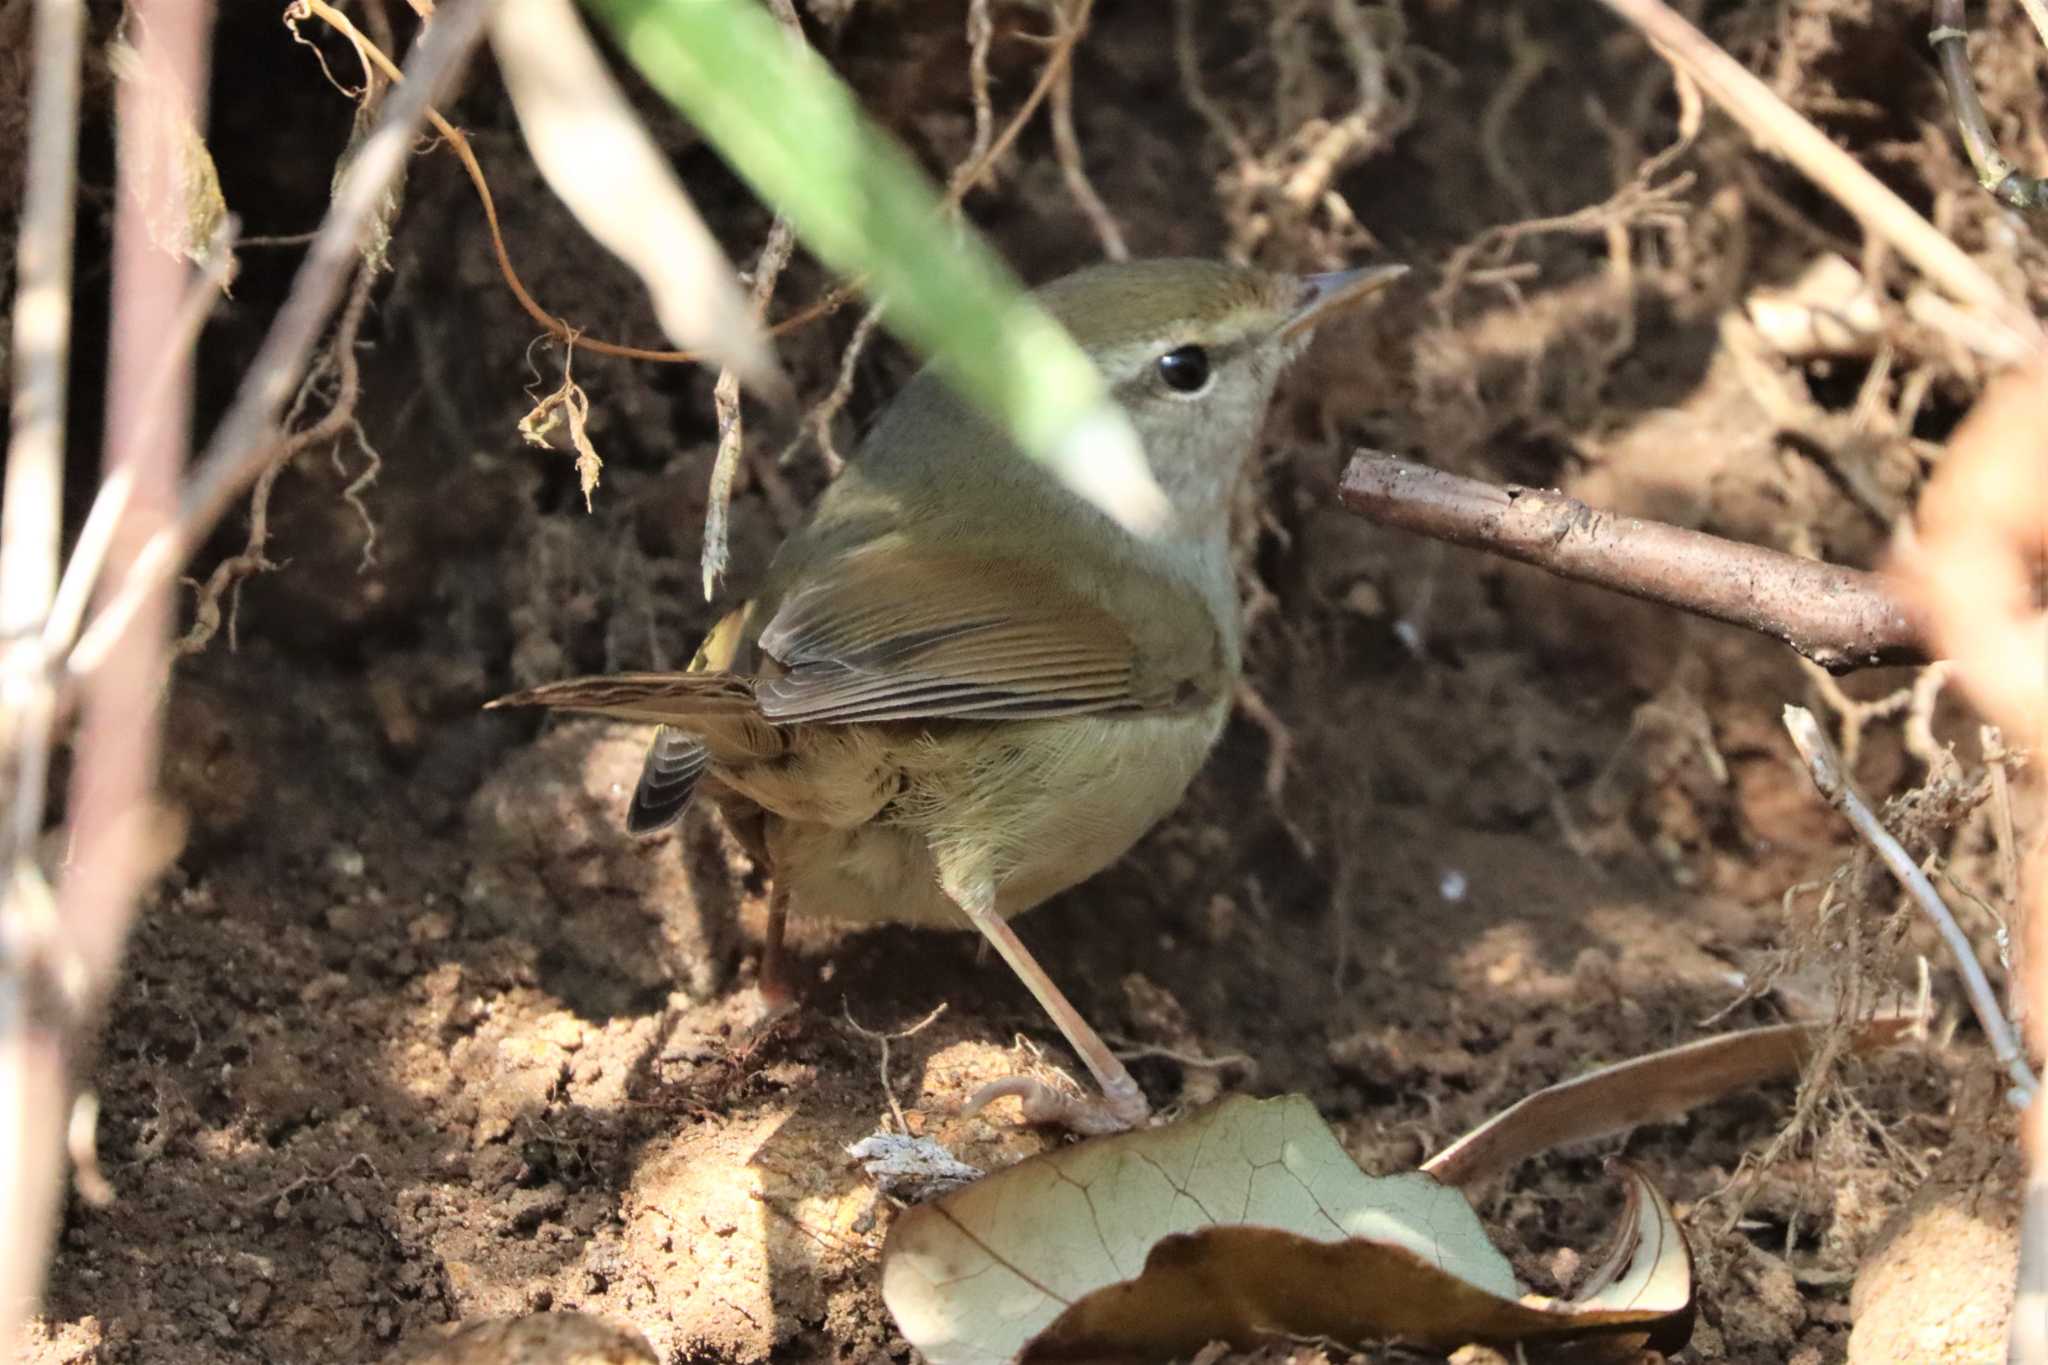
[881,1094,1691,1365]
[1424,1016,1920,1190]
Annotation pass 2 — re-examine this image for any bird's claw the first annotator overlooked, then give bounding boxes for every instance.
[961,1073,1151,1137]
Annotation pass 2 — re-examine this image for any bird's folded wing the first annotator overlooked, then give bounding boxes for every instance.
[484,550,1216,727]
[754,548,1202,723]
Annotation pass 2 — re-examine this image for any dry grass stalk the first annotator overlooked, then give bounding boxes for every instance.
[0,1,87,1350]
[1782,706,2035,1103]
[1929,0,2048,211]
[0,5,493,1356]
[704,221,798,599]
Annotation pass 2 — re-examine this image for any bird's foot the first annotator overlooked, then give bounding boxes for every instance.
[726,974,800,1056]
[961,1072,1151,1137]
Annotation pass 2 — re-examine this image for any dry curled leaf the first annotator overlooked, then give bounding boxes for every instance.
[107,30,233,279]
[519,368,603,511]
[1424,1016,1921,1190]
[882,1094,1692,1364]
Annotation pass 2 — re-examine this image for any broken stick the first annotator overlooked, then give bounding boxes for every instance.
[1337,455,1933,672]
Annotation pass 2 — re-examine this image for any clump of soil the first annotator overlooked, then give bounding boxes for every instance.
[18,0,2042,1360]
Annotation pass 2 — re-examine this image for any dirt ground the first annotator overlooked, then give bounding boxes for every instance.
[11,0,2048,1361]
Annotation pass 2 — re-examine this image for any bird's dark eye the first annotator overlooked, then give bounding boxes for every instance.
[1156,344,1212,394]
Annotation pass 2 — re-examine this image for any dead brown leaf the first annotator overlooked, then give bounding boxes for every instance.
[1424,1017,1920,1190]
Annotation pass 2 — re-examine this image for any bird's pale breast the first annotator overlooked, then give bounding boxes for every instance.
[751,700,1228,930]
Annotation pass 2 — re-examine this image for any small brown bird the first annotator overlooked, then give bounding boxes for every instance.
[489,258,1402,1132]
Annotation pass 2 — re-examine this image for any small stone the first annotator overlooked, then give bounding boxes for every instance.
[408,910,456,943]
[325,904,375,941]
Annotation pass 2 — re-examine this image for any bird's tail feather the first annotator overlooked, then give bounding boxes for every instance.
[487,604,766,834]
[484,670,761,724]
[627,725,709,834]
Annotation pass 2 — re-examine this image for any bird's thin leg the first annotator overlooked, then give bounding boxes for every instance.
[758,882,793,1011]
[946,875,1149,1135]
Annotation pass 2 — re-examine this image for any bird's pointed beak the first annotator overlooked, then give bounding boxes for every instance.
[1277,262,1408,341]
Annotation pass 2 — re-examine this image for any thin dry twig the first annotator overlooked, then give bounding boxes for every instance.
[951,0,996,200]
[1337,457,1932,671]
[703,220,797,599]
[1783,705,2036,1105]
[779,301,884,476]
[1928,0,2047,212]
[843,1002,948,1137]
[1593,0,2043,361]
[1,0,82,646]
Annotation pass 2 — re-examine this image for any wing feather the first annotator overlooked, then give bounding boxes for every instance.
[752,549,1164,724]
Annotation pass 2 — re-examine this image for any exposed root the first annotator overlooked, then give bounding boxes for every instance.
[177,265,378,658]
[950,0,996,200]
[1175,0,1415,265]
[1048,0,1128,260]
[1476,9,1550,221]
[842,1001,948,1136]
[779,302,883,477]
[1430,127,1697,316]
[703,219,797,600]
[1721,734,2001,1217]
[334,423,382,573]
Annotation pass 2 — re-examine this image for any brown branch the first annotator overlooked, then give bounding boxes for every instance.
[1336,457,1931,672]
